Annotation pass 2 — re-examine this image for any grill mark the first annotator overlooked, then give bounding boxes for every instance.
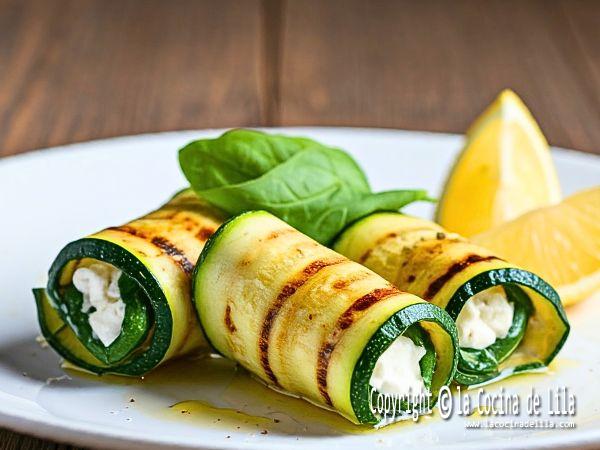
[358,227,463,263]
[108,225,197,354]
[316,286,400,406]
[224,305,236,333]
[107,225,149,239]
[196,227,215,241]
[153,209,192,222]
[332,270,370,290]
[359,232,397,263]
[155,210,179,220]
[168,213,205,232]
[151,236,194,275]
[177,216,197,232]
[259,258,346,385]
[109,226,194,275]
[265,228,295,240]
[424,254,500,300]
[424,241,444,255]
[332,279,349,290]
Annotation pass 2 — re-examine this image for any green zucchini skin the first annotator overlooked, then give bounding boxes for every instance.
[34,189,226,376]
[447,269,568,385]
[42,238,173,375]
[191,211,249,358]
[454,284,530,381]
[34,288,110,373]
[351,302,458,424]
[333,212,570,387]
[193,211,458,425]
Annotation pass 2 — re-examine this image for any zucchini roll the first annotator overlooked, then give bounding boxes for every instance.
[333,213,570,386]
[193,211,458,425]
[33,190,226,375]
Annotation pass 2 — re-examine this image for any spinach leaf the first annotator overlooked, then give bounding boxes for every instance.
[179,129,346,189]
[179,129,430,243]
[60,273,150,365]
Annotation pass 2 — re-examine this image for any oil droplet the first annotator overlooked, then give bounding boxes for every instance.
[62,354,438,435]
[547,357,580,373]
[168,400,273,432]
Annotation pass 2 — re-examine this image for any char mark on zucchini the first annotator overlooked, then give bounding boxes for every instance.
[196,227,215,241]
[259,257,346,385]
[332,270,370,290]
[107,225,193,275]
[333,212,570,387]
[358,227,437,263]
[109,225,200,276]
[424,254,500,300]
[224,305,236,333]
[33,189,225,376]
[107,225,148,239]
[150,236,194,275]
[265,228,295,241]
[193,211,460,424]
[359,232,397,263]
[316,286,400,406]
[109,226,194,274]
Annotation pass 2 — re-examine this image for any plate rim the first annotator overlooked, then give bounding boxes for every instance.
[1,127,598,450]
[1,126,599,166]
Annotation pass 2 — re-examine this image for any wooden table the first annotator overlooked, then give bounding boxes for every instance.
[1,0,598,448]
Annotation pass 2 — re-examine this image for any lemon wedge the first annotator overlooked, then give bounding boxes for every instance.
[436,89,561,237]
[473,187,600,306]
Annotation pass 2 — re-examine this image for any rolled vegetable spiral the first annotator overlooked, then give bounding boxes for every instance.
[333,213,569,386]
[33,189,226,375]
[193,211,458,425]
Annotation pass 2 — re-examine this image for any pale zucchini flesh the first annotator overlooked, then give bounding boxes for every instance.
[193,211,458,425]
[34,189,226,375]
[333,212,569,386]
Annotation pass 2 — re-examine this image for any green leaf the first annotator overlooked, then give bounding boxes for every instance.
[179,129,360,190]
[60,273,150,365]
[457,284,532,376]
[335,189,432,228]
[179,129,429,243]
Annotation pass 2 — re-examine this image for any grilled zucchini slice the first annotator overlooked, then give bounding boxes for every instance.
[333,212,569,386]
[193,211,458,425]
[33,189,226,375]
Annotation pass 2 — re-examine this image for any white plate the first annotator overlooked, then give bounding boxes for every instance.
[0,127,599,450]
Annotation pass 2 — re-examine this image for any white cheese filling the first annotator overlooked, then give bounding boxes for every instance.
[369,335,427,396]
[72,262,125,347]
[455,286,514,350]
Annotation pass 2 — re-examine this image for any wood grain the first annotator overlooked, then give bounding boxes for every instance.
[0,0,266,157]
[279,0,600,153]
[1,0,599,449]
